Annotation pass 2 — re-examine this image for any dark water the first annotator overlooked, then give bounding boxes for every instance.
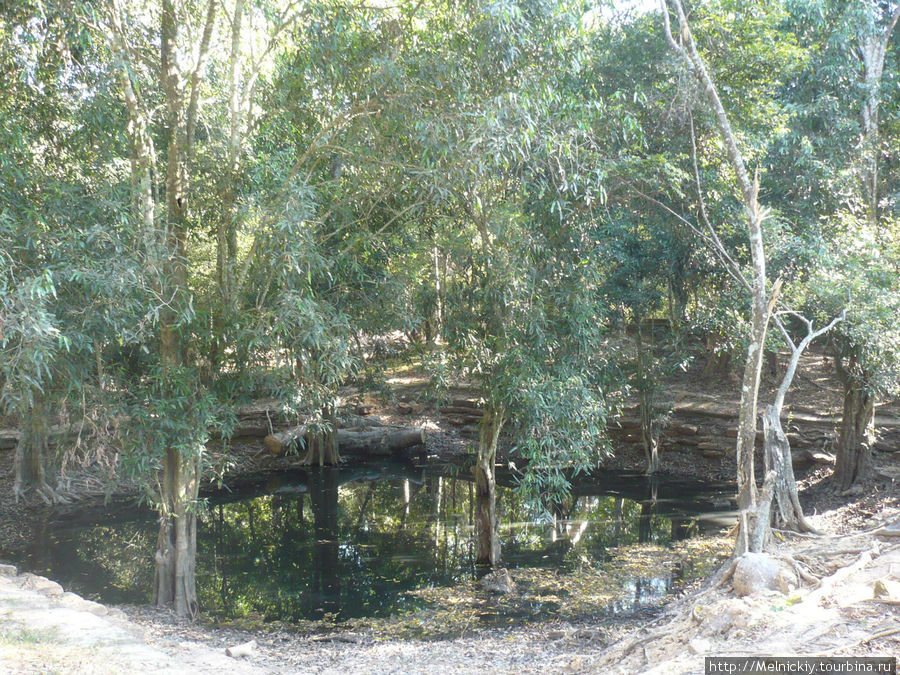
[9,461,736,623]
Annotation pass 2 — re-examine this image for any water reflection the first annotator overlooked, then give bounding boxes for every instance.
[9,461,735,623]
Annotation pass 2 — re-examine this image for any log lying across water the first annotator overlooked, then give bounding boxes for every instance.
[264,425,425,459]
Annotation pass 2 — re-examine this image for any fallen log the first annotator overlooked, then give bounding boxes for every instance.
[264,425,425,459]
[337,427,426,457]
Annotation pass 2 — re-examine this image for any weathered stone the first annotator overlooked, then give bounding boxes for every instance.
[873,578,900,602]
[733,553,795,597]
[688,638,711,655]
[701,598,749,634]
[225,640,256,658]
[701,449,726,459]
[59,592,107,615]
[479,568,517,594]
[19,573,64,597]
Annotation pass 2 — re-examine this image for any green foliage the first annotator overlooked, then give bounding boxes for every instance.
[808,218,900,396]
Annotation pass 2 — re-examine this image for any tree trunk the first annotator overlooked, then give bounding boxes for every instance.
[834,377,875,490]
[763,405,816,533]
[153,447,199,619]
[662,0,772,555]
[636,326,662,475]
[13,399,55,503]
[474,407,503,566]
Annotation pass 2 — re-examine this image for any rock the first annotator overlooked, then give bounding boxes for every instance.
[873,578,900,602]
[59,592,109,616]
[876,467,900,481]
[733,553,796,597]
[874,520,900,540]
[479,568,517,594]
[0,564,17,577]
[225,640,257,658]
[19,573,64,597]
[701,449,726,459]
[688,638,711,655]
[564,656,583,672]
[700,598,749,634]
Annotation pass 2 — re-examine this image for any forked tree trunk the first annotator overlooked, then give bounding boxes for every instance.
[763,406,816,533]
[154,447,200,619]
[474,407,504,566]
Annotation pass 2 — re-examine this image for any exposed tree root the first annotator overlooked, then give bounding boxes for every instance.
[777,554,820,586]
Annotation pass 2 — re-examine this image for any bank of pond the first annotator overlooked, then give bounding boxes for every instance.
[5,460,738,633]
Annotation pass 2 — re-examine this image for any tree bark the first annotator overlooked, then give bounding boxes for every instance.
[834,364,875,490]
[474,407,503,566]
[153,447,199,619]
[13,398,56,503]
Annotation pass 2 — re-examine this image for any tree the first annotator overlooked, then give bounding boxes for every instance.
[771,0,900,488]
[661,0,775,551]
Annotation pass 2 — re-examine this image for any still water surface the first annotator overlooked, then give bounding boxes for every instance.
[13,461,736,623]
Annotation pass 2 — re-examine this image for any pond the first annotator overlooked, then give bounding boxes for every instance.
[8,460,737,626]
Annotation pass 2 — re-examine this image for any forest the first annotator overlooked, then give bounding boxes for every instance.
[0,0,898,671]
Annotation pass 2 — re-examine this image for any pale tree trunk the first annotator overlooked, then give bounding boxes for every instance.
[636,326,661,474]
[154,447,200,618]
[661,0,773,556]
[857,5,900,226]
[213,0,244,371]
[474,407,504,566]
[764,313,843,533]
[108,0,215,618]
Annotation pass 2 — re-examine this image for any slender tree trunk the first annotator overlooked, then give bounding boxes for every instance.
[765,313,842,531]
[662,0,772,555]
[636,326,661,475]
[474,407,503,566]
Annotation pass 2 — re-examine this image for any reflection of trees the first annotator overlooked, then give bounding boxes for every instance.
[308,467,340,617]
[19,518,155,606]
[16,463,734,623]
